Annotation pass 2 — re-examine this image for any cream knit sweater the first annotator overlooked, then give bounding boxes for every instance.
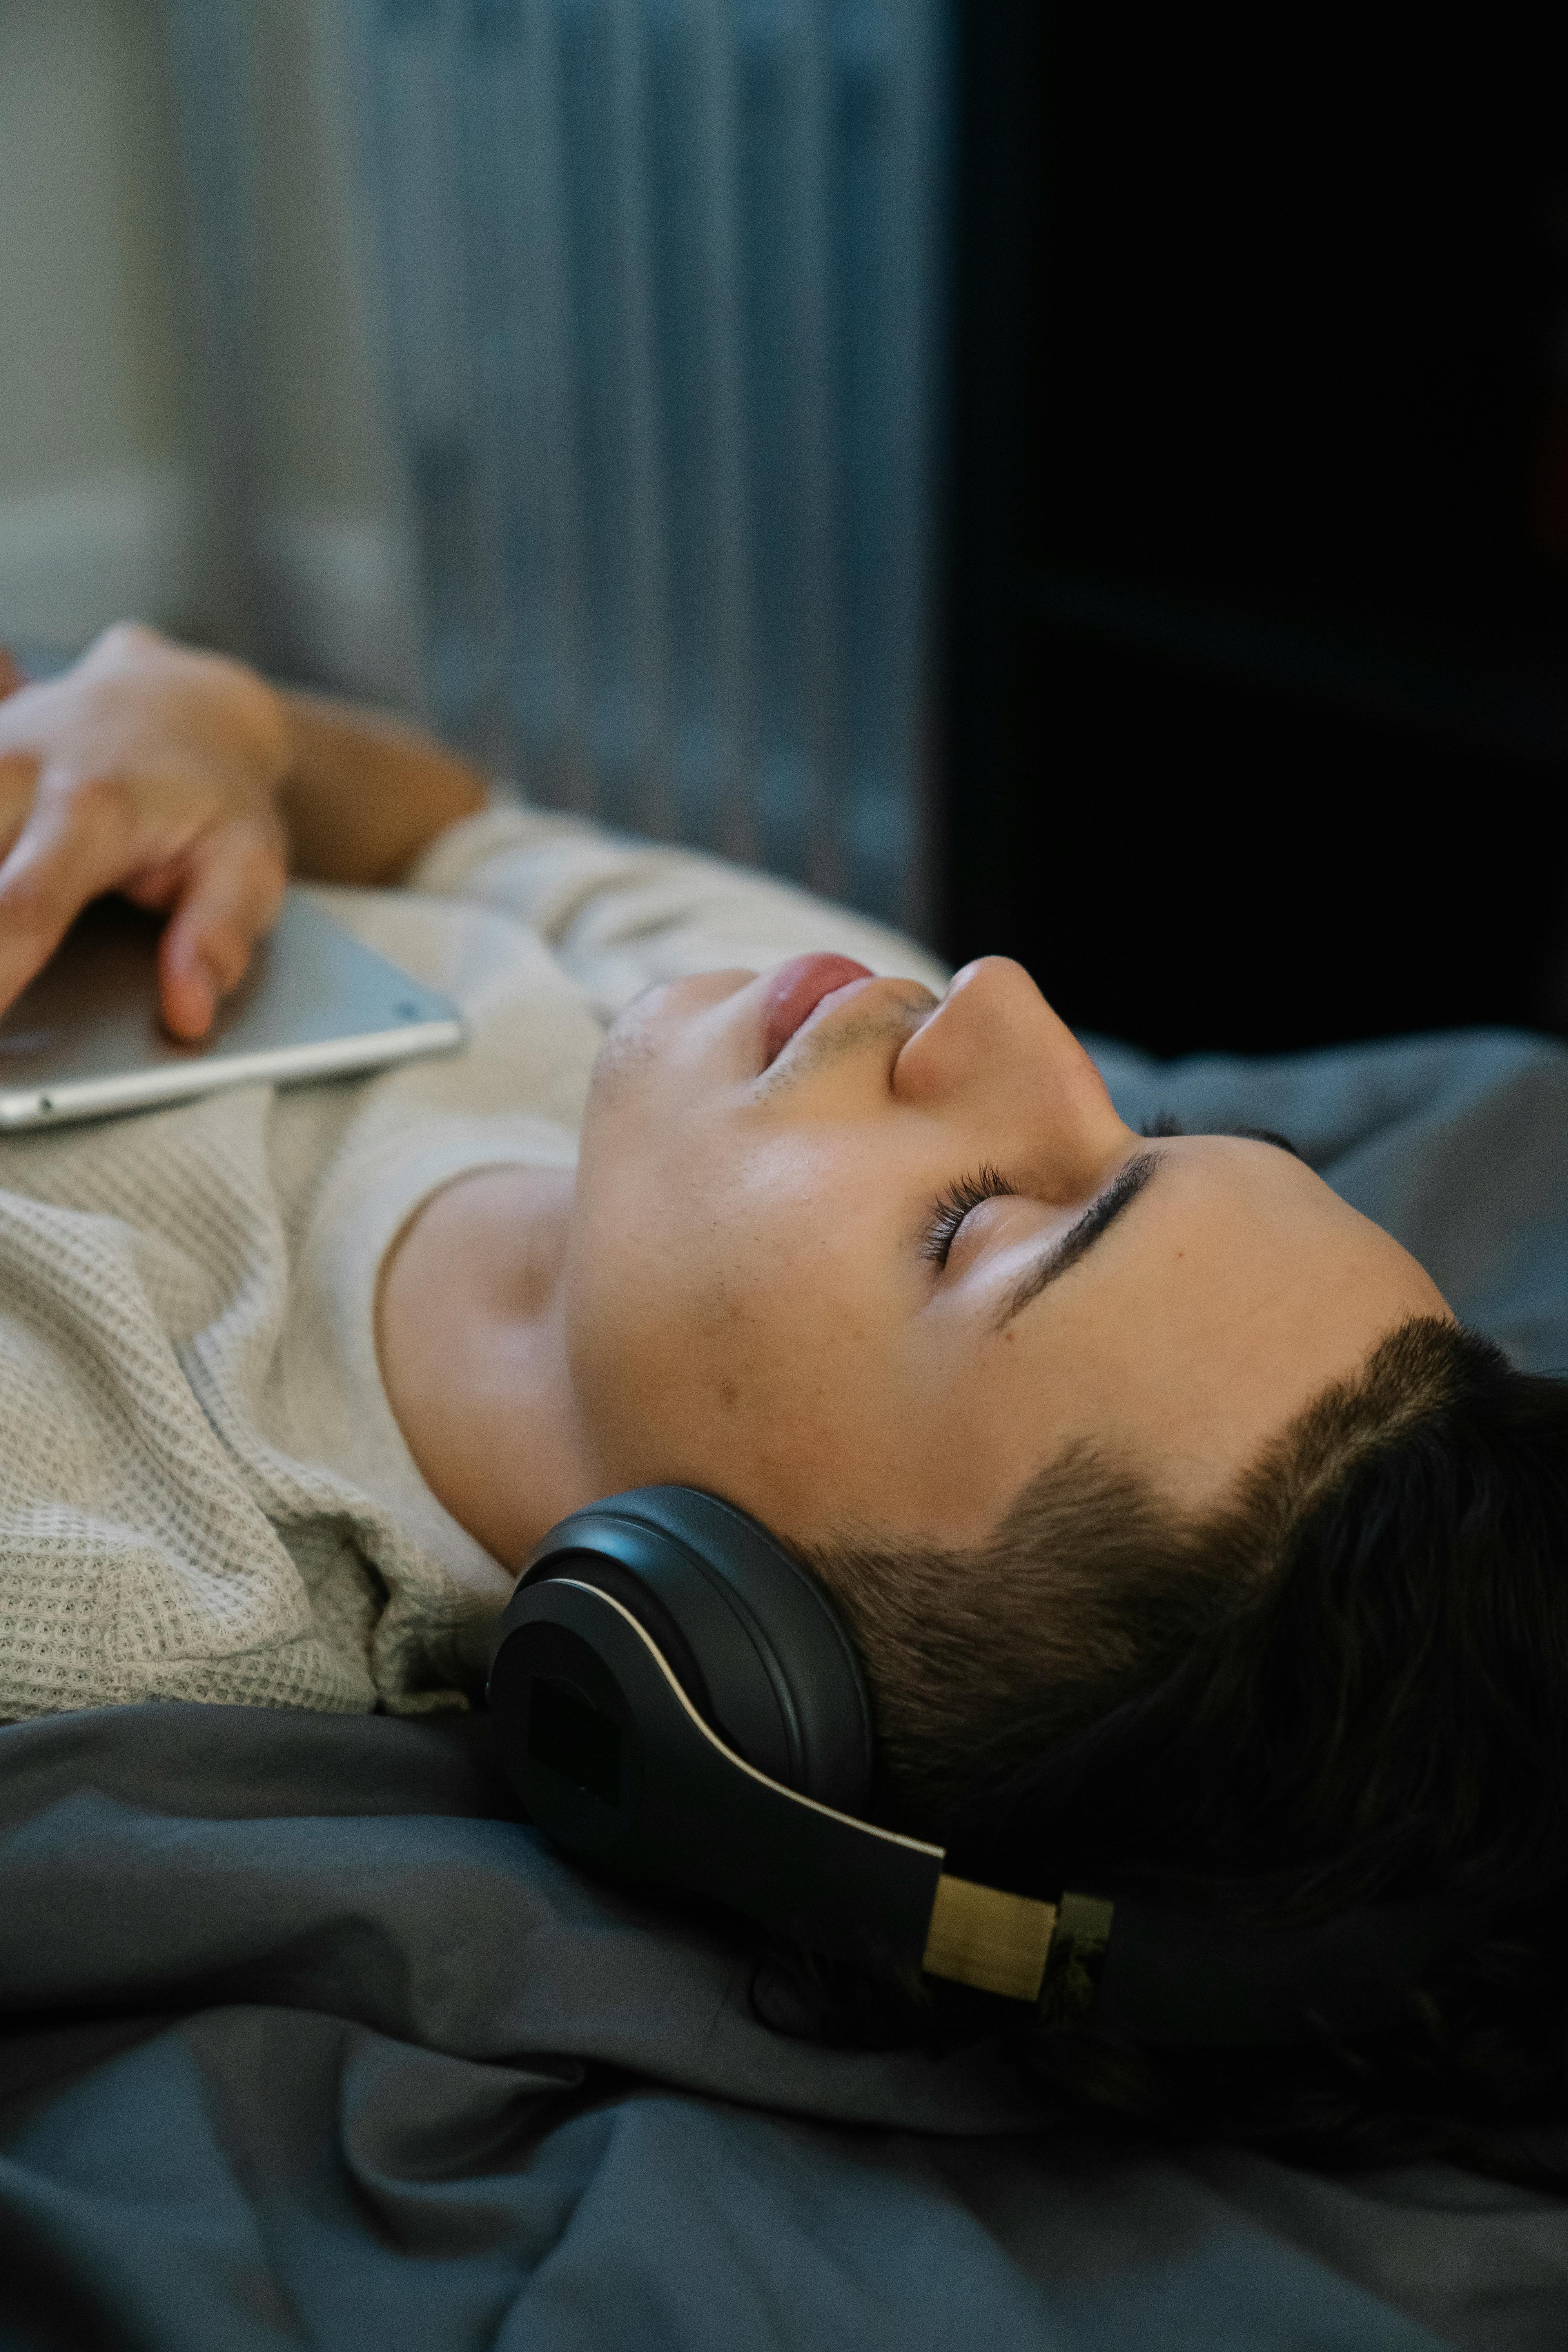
[0,806,947,1722]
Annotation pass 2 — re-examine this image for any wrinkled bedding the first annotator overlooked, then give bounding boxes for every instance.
[5,1024,1568,2350]
[5,1701,1564,2352]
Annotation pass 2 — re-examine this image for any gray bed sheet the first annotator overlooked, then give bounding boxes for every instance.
[5,1024,1568,2350]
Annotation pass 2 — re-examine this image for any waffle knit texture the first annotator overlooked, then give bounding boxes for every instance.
[0,806,947,1721]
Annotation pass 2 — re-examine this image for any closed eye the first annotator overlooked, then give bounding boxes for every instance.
[922,1163,1014,1268]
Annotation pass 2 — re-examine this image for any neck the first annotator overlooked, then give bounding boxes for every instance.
[376,1163,601,1568]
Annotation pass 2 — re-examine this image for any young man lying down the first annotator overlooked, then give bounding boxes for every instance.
[2,621,1566,2180]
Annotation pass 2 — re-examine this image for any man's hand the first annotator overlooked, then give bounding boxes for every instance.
[0,623,292,1038]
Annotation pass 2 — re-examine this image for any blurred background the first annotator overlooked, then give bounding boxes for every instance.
[5,2,1568,1057]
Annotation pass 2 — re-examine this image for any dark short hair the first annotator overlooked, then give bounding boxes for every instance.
[789,1318,1568,2183]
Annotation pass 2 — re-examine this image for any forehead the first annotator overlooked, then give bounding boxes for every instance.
[1082,1133,1440,1325]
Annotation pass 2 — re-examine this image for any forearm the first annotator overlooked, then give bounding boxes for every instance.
[277,689,489,886]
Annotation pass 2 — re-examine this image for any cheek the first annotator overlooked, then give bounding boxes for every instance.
[567,1147,887,1475]
[668,1215,903,1504]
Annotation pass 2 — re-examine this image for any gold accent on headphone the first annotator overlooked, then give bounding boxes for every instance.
[922,1877,1116,2013]
[922,1873,1058,2001]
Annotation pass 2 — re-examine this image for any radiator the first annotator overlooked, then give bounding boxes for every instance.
[348,0,949,927]
[158,0,949,932]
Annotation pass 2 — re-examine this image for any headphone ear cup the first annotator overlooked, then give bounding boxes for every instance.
[511,1486,875,1815]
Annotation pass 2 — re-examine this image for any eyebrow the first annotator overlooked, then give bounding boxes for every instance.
[999,1149,1163,1329]
[996,1123,1305,1331]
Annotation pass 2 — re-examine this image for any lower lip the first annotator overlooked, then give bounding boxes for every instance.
[760,953,875,1065]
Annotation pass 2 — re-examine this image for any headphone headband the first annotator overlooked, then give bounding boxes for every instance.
[488,1486,1452,2048]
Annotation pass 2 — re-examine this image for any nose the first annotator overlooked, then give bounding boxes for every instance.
[893,956,1130,1189]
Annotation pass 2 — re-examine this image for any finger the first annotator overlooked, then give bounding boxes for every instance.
[157,821,287,1039]
[0,649,24,703]
[120,854,189,913]
[0,770,146,1016]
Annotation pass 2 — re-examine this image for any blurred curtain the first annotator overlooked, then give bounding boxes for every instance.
[160,0,950,931]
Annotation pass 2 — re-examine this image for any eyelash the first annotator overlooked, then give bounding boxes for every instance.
[923,1163,1014,1267]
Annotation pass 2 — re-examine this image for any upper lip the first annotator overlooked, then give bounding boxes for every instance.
[762,976,880,1069]
[758,954,876,1068]
[759,965,940,1076]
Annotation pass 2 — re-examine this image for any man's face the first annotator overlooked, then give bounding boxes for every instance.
[563,955,1451,1549]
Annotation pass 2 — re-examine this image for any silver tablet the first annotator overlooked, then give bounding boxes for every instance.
[0,889,465,1129]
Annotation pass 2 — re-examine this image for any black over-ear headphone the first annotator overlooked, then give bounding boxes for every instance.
[487,1486,1449,2049]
